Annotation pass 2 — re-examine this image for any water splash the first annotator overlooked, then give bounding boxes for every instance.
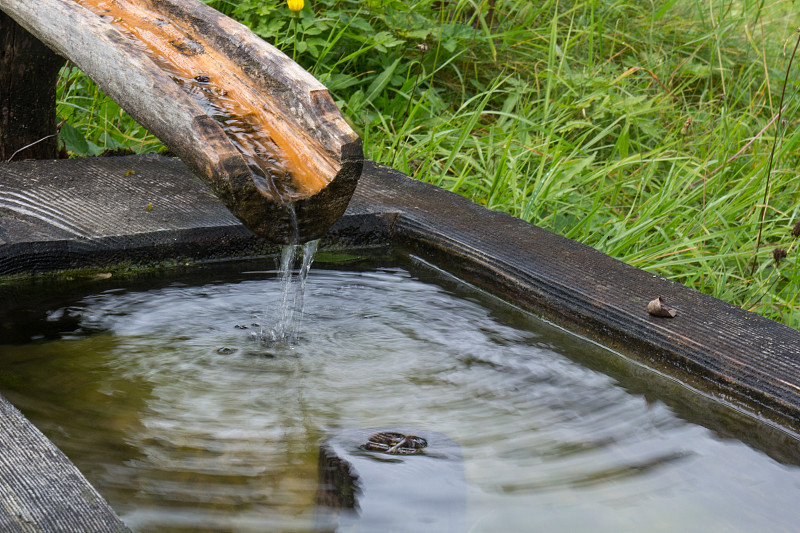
[260,239,319,345]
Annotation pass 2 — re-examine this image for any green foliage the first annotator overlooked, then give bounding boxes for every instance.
[56,0,800,328]
[56,66,162,156]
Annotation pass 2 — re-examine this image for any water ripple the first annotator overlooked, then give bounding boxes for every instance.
[1,264,799,532]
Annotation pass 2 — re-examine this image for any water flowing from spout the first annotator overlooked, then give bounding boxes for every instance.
[260,238,319,345]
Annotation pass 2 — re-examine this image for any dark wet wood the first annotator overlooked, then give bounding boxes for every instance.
[0,12,64,161]
[0,0,362,243]
[2,155,800,435]
[351,161,800,433]
[316,427,465,532]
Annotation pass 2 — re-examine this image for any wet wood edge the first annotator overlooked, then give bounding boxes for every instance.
[1,155,799,432]
[353,161,800,435]
[0,395,130,532]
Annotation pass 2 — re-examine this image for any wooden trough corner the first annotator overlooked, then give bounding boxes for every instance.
[0,0,363,244]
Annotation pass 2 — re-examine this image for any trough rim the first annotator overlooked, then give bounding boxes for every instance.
[1,154,800,529]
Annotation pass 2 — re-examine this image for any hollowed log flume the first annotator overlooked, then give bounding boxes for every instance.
[0,0,363,244]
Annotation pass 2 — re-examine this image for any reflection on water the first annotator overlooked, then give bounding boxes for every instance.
[1,254,799,532]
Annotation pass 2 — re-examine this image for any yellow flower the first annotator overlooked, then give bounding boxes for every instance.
[287,0,303,12]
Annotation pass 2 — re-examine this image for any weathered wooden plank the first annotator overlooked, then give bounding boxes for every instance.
[0,155,390,275]
[352,160,800,432]
[2,154,800,527]
[3,155,800,436]
[0,395,130,532]
[0,0,362,243]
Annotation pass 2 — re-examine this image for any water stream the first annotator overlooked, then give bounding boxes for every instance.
[261,240,319,344]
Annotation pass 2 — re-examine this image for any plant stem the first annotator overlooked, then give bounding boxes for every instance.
[750,28,800,276]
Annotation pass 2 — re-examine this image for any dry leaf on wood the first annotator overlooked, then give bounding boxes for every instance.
[647,296,677,318]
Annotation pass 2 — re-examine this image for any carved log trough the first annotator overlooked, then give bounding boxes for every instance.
[0,0,363,244]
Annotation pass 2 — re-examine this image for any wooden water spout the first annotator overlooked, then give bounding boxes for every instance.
[0,0,363,243]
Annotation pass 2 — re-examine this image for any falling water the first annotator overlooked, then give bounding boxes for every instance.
[260,239,318,345]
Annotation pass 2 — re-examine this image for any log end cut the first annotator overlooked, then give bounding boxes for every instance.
[231,140,364,244]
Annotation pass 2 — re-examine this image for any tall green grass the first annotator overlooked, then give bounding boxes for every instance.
[56,66,162,155]
[57,0,800,328]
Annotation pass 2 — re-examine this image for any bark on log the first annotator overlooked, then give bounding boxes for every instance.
[0,11,64,161]
[0,0,363,243]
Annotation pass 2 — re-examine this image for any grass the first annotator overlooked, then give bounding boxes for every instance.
[56,66,163,155]
[56,0,800,329]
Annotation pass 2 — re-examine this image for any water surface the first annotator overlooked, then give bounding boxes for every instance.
[0,252,799,532]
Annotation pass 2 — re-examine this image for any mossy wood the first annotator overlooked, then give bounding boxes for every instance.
[0,0,362,243]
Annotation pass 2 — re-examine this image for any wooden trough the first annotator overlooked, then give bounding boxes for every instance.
[0,0,363,243]
[2,155,800,530]
[2,0,800,530]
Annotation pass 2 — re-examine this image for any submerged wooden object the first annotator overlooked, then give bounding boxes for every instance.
[0,0,362,243]
[315,427,465,532]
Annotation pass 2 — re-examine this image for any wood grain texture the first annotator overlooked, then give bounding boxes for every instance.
[2,155,800,433]
[350,161,800,432]
[0,0,362,243]
[2,155,800,529]
[0,395,129,532]
[0,155,279,274]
